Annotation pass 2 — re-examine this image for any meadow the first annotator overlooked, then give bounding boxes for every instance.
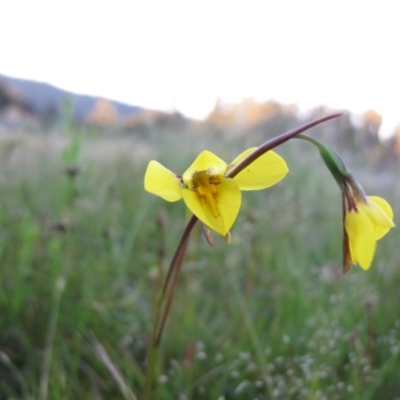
[0,119,399,400]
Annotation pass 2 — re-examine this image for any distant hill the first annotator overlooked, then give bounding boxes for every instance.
[0,74,144,122]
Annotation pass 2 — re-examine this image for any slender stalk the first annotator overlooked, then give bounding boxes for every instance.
[155,230,191,344]
[159,216,198,298]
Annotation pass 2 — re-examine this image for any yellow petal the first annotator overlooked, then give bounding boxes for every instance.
[182,178,241,236]
[144,160,182,202]
[366,196,395,240]
[345,209,376,270]
[229,148,289,190]
[182,151,227,186]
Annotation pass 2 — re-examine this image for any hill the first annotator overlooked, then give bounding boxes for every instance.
[0,74,144,123]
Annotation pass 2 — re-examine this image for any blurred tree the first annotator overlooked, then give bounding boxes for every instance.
[87,98,118,128]
[206,98,237,129]
[389,124,400,156]
[360,109,382,147]
[0,80,33,113]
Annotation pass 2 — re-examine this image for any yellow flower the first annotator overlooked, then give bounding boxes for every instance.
[344,194,394,271]
[144,148,288,236]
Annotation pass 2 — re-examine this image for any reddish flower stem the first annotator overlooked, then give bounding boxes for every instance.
[156,215,198,344]
[226,112,344,179]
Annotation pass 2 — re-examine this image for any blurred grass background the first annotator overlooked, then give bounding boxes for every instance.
[0,115,399,400]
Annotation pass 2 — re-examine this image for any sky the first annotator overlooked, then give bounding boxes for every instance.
[1,0,399,137]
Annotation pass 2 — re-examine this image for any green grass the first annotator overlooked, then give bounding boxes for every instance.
[0,127,399,400]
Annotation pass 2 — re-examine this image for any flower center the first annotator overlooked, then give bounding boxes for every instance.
[189,170,222,217]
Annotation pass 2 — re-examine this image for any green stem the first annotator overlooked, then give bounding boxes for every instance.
[229,270,268,379]
[39,276,65,400]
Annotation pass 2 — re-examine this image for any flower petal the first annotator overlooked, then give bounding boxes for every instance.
[365,196,395,240]
[229,148,288,190]
[144,160,182,202]
[345,209,376,270]
[182,178,241,236]
[182,151,227,186]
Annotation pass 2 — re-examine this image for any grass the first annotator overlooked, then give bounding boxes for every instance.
[0,124,399,399]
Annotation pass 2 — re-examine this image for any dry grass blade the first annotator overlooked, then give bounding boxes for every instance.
[89,333,138,400]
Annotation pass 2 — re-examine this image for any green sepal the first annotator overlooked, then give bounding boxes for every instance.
[295,135,350,186]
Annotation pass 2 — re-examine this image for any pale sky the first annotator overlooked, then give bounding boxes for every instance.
[1,0,399,137]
